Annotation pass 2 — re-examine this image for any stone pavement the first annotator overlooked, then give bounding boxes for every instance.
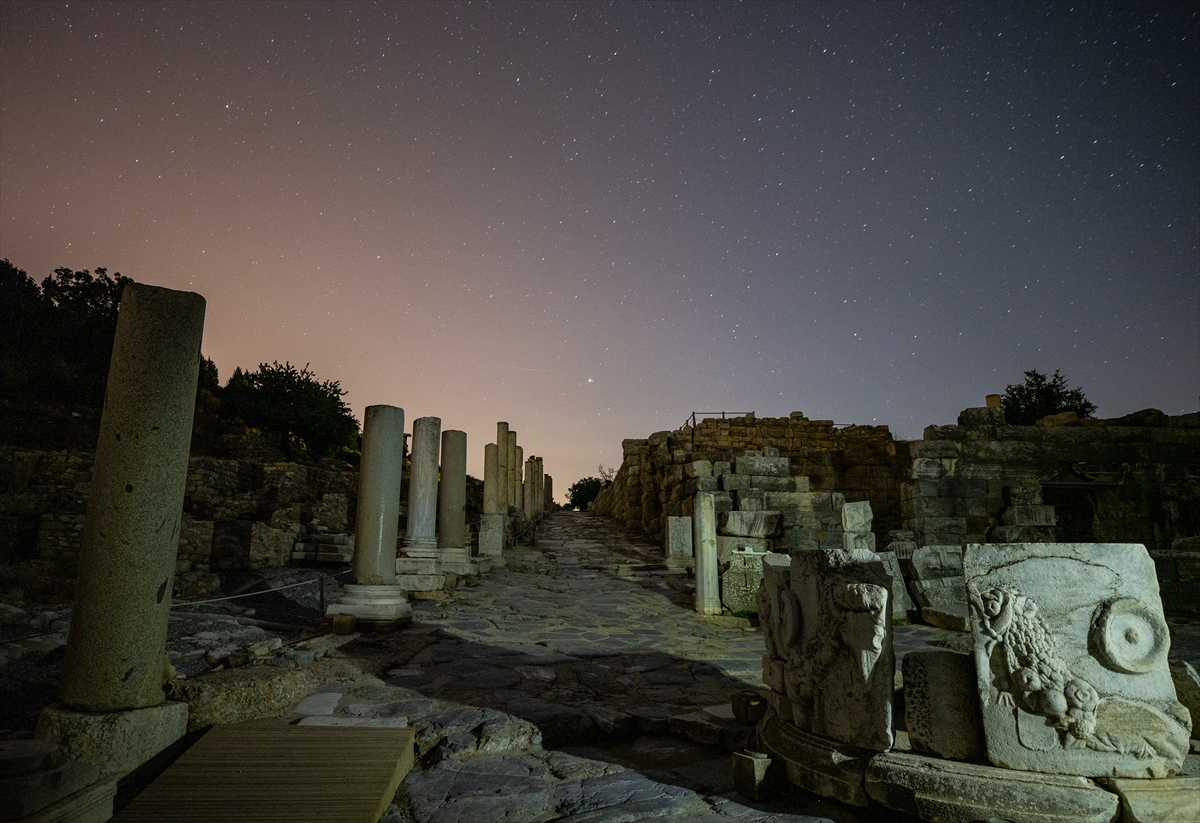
[317,512,965,822]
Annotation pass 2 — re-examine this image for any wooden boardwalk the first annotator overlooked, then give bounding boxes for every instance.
[113,724,414,823]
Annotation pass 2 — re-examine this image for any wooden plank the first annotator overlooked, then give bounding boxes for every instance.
[113,725,415,823]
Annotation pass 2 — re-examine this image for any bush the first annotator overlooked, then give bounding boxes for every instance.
[1001,369,1097,426]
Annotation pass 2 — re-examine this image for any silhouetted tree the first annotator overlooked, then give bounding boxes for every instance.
[567,477,603,510]
[1001,369,1097,426]
[220,361,359,455]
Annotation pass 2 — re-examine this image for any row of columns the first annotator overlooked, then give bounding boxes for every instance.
[479,422,551,561]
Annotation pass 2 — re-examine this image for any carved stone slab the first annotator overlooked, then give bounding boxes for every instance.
[964,543,1190,778]
[787,549,894,751]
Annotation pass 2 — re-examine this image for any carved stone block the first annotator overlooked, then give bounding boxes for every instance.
[964,543,1191,778]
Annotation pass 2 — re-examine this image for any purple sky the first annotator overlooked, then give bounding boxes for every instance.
[3,1,1197,497]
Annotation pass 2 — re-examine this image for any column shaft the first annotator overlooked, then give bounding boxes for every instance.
[483,443,499,515]
[352,405,404,586]
[438,430,468,550]
[404,416,441,554]
[694,492,722,615]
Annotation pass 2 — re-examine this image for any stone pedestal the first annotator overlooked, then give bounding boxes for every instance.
[59,283,205,713]
[395,558,446,593]
[694,492,722,615]
[478,514,506,567]
[438,430,476,575]
[328,405,411,626]
[403,416,441,557]
[483,442,500,516]
[666,516,694,569]
[36,702,189,779]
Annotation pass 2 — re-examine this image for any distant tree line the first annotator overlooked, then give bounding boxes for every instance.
[1,259,359,457]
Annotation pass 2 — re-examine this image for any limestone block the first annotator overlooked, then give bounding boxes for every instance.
[757,552,795,666]
[718,510,781,538]
[794,476,810,492]
[762,492,809,526]
[249,522,294,569]
[36,702,188,779]
[911,545,963,581]
[736,489,765,511]
[964,543,1191,778]
[843,532,876,553]
[787,550,894,751]
[0,750,98,819]
[722,547,767,614]
[876,551,914,621]
[713,492,734,515]
[1002,504,1058,527]
[1168,660,1199,738]
[757,708,872,805]
[665,516,693,567]
[1103,776,1200,823]
[865,750,1120,823]
[713,461,731,477]
[685,461,713,478]
[478,514,505,562]
[717,535,770,562]
[841,501,873,534]
[910,576,966,611]
[903,651,984,761]
[734,452,789,477]
[731,750,785,801]
[958,406,1006,427]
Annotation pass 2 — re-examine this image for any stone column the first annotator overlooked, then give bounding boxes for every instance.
[496,422,510,512]
[694,492,722,615]
[438,430,472,574]
[524,456,536,519]
[514,444,524,514]
[507,431,518,509]
[535,457,545,516]
[483,442,499,516]
[403,416,441,556]
[544,475,553,511]
[44,283,202,774]
[326,405,412,628]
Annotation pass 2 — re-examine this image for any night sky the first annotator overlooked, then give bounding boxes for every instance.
[3,1,1197,496]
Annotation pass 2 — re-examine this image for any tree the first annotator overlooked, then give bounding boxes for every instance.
[567,477,603,510]
[220,361,359,455]
[1001,369,1097,426]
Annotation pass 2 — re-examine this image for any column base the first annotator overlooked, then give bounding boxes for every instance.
[35,701,189,780]
[439,546,484,576]
[395,557,446,592]
[325,584,413,628]
[402,537,439,558]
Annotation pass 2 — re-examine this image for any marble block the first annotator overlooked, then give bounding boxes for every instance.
[719,510,781,538]
[722,547,767,614]
[786,549,894,751]
[734,451,789,478]
[876,551,914,621]
[903,650,984,761]
[1103,776,1200,823]
[666,516,693,568]
[964,543,1191,778]
[757,552,795,670]
[910,576,966,610]
[911,544,963,581]
[325,583,413,626]
[841,501,873,534]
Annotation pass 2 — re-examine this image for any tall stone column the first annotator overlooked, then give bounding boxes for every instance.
[483,442,499,516]
[524,456,536,518]
[507,431,518,509]
[438,430,474,574]
[404,417,441,555]
[544,475,553,511]
[534,457,544,516]
[496,422,510,513]
[694,492,722,615]
[42,283,202,775]
[326,405,412,627]
[514,445,524,514]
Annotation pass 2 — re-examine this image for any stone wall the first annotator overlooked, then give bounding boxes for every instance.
[592,412,908,547]
[0,446,358,575]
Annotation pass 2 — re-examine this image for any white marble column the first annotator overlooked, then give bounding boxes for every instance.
[403,416,441,556]
[327,404,412,627]
[43,283,202,776]
[694,491,722,615]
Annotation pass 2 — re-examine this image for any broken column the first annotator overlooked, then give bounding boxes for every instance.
[543,474,553,511]
[524,455,536,519]
[326,404,412,627]
[39,283,202,776]
[694,491,721,615]
[397,416,445,592]
[438,429,476,575]
[514,444,524,514]
[507,430,518,510]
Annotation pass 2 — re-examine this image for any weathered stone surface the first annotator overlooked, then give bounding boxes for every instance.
[841,501,873,534]
[910,576,966,611]
[1169,660,1199,738]
[694,492,721,615]
[1103,775,1200,823]
[734,451,790,478]
[722,547,767,615]
[35,701,188,779]
[866,750,1121,823]
[665,516,693,567]
[731,750,785,801]
[876,551,914,621]
[718,510,781,538]
[965,543,1191,778]
[399,753,556,823]
[0,752,98,819]
[903,650,984,761]
[411,706,542,761]
[911,545,963,581]
[757,708,872,805]
[786,549,894,751]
